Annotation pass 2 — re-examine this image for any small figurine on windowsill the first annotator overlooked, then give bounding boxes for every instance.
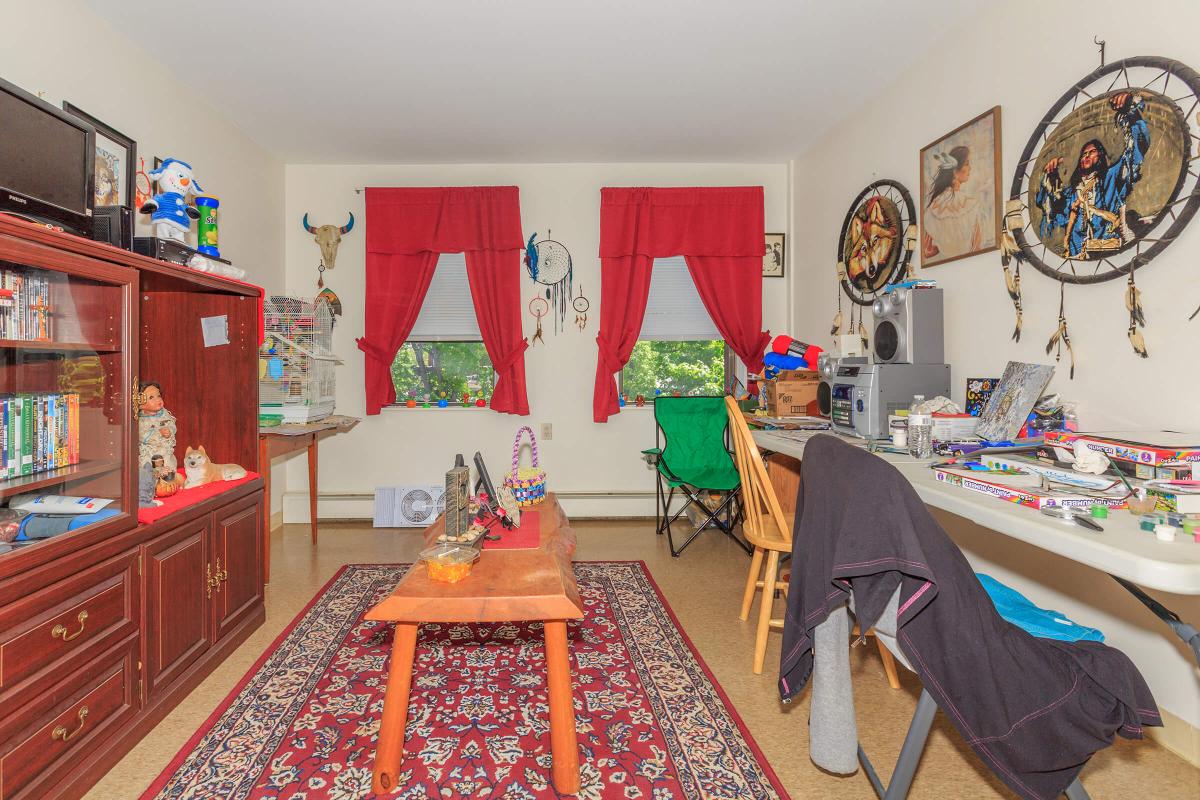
[151,454,181,498]
[138,381,177,472]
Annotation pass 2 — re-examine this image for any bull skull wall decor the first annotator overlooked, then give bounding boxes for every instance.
[303,212,354,321]
[302,212,355,273]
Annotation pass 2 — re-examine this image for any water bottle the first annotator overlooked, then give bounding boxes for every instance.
[907,394,933,459]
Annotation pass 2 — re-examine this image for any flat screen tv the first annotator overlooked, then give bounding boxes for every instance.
[0,77,94,236]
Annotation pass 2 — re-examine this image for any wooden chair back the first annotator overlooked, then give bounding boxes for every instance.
[724,396,792,551]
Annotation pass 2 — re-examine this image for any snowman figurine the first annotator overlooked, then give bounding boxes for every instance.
[139,158,203,245]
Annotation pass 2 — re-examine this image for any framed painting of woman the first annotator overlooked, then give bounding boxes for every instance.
[919,106,1002,267]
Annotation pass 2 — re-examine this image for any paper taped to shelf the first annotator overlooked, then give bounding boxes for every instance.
[201,315,229,347]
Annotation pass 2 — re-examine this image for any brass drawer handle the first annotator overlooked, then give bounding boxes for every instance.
[51,706,89,742]
[131,375,141,422]
[51,610,89,642]
[207,560,226,597]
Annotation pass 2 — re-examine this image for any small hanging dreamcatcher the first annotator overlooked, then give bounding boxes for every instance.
[524,230,573,333]
[1002,54,1200,374]
[528,296,548,346]
[572,286,590,331]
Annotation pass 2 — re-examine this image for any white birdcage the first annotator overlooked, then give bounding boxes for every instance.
[259,296,341,423]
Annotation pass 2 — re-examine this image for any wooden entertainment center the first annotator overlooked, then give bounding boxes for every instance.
[0,215,264,800]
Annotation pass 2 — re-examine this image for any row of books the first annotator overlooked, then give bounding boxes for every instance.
[0,267,53,341]
[1,393,80,480]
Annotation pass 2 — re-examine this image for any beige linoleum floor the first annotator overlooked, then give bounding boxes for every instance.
[85,519,1199,799]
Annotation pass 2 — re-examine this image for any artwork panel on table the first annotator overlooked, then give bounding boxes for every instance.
[920,106,1002,267]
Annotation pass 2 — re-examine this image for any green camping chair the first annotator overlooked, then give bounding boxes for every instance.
[642,396,749,557]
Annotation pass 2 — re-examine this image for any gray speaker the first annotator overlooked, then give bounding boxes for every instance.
[816,352,836,418]
[871,288,944,365]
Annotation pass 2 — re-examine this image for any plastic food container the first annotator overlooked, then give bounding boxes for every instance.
[419,543,479,583]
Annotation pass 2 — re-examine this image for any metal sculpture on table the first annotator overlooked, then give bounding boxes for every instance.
[524,230,573,334]
[1001,55,1200,371]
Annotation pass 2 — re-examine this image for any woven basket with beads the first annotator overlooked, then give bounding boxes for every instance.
[503,426,547,507]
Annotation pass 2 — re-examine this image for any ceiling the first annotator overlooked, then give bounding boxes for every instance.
[92,0,985,164]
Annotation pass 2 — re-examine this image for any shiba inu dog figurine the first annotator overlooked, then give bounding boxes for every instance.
[183,446,247,489]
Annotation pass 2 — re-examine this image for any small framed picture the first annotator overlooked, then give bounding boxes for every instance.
[763,233,786,278]
[62,102,137,209]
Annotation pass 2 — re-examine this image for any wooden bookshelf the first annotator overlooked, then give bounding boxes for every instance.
[0,458,121,500]
[0,339,121,353]
[0,213,265,800]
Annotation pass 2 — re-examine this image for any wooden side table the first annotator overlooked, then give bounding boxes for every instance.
[258,416,357,583]
[365,494,584,795]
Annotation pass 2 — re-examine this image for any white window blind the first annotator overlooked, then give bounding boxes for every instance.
[408,253,480,341]
[638,256,720,341]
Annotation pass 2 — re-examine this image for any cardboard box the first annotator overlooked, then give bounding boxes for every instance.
[763,370,820,417]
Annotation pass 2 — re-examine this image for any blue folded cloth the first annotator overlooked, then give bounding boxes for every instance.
[764,351,809,371]
[977,573,1104,643]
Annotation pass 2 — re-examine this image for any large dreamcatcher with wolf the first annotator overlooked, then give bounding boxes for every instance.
[832,179,917,348]
[1000,54,1200,377]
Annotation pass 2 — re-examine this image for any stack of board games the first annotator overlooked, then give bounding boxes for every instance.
[932,458,1129,511]
[0,393,80,480]
[1044,431,1200,480]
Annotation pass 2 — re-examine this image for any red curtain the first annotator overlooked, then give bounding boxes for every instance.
[357,187,528,416]
[357,251,439,414]
[684,255,770,374]
[465,250,529,415]
[593,253,655,423]
[593,187,768,422]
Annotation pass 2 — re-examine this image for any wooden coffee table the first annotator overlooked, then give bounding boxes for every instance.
[366,494,585,795]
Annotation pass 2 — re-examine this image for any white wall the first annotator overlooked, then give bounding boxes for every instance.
[0,0,285,292]
[282,163,790,520]
[1,0,289,514]
[790,0,1200,746]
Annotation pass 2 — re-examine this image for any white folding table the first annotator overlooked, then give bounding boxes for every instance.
[751,429,1200,661]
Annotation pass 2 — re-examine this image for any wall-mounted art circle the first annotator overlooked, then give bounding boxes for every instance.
[1008,56,1200,284]
[837,179,916,305]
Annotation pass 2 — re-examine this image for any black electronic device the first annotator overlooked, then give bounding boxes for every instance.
[815,351,837,418]
[134,236,233,268]
[473,451,513,530]
[91,205,133,250]
[0,77,95,235]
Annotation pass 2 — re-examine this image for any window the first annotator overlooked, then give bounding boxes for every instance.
[390,254,495,404]
[621,257,731,399]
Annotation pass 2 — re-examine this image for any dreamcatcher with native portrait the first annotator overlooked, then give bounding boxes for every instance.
[1000,55,1200,375]
[833,179,918,347]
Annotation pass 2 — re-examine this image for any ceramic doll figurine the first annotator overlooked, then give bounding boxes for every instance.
[138,381,177,471]
[151,454,181,498]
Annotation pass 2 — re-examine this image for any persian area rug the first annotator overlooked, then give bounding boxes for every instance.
[142,562,789,800]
